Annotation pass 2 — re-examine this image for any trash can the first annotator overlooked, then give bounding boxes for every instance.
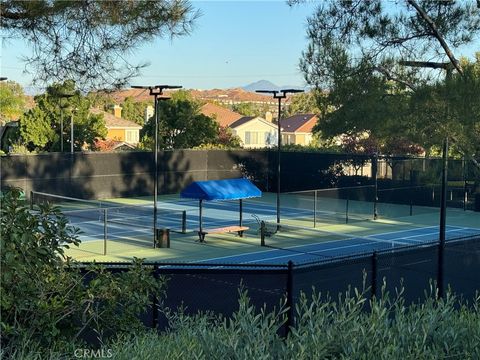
[155,228,170,248]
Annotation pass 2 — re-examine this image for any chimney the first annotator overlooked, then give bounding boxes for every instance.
[145,105,154,122]
[265,111,273,122]
[113,105,122,118]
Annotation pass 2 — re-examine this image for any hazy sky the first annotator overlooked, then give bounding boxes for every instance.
[1,1,317,92]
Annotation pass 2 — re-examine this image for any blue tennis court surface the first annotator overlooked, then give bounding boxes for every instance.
[199,225,480,265]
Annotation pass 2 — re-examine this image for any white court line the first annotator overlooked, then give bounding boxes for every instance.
[383,226,474,243]
[242,241,394,264]
[199,226,479,263]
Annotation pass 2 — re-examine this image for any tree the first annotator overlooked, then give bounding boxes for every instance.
[0,81,27,123]
[19,80,107,151]
[231,102,270,118]
[141,91,219,150]
[121,97,151,126]
[1,0,199,91]
[284,91,322,117]
[293,0,480,163]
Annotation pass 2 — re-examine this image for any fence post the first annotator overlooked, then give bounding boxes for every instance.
[409,170,413,216]
[181,210,187,233]
[313,190,317,228]
[438,137,448,299]
[372,153,378,220]
[371,251,378,300]
[285,260,294,338]
[260,221,266,247]
[29,190,34,210]
[103,208,107,256]
[345,190,349,224]
[463,156,467,211]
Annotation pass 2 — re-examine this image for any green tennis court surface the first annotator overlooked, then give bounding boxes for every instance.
[47,191,480,263]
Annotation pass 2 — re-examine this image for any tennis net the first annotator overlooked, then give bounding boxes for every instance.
[30,191,189,234]
[63,206,188,234]
[30,191,105,211]
[283,185,376,227]
[253,218,441,264]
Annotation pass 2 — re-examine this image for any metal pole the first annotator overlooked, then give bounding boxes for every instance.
[313,190,317,228]
[60,110,64,152]
[410,170,414,216]
[181,210,187,233]
[345,190,349,224]
[463,156,467,211]
[70,112,74,154]
[438,136,448,299]
[153,94,159,248]
[239,199,243,227]
[131,85,182,247]
[276,96,282,229]
[373,153,378,220]
[199,199,203,241]
[103,208,107,256]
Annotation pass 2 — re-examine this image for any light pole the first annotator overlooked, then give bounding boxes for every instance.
[400,60,454,298]
[70,109,74,154]
[132,85,182,247]
[256,89,304,227]
[58,94,74,152]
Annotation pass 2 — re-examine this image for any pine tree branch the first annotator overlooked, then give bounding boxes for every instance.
[406,0,463,75]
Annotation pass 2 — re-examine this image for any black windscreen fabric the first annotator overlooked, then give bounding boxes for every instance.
[444,236,480,302]
[156,268,288,330]
[292,257,372,302]
[377,245,438,304]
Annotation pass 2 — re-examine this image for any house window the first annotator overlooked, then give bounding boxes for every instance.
[126,130,139,143]
[245,131,259,145]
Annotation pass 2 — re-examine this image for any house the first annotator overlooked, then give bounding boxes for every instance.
[91,106,142,144]
[200,103,244,127]
[229,116,277,149]
[200,103,277,148]
[279,114,317,146]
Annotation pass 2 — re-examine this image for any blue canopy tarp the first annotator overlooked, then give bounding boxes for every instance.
[180,178,261,201]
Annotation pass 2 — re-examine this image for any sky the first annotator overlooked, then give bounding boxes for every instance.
[1,0,478,93]
[1,0,317,93]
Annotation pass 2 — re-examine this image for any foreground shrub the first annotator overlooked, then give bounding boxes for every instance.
[0,189,165,357]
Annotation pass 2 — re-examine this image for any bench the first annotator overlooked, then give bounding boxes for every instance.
[198,226,249,242]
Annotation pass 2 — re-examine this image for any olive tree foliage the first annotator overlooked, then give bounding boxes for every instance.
[19,80,107,152]
[0,0,200,91]
[141,91,220,150]
[0,81,27,123]
[290,0,480,160]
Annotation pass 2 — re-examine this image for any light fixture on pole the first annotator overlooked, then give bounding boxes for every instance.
[132,85,182,248]
[255,89,304,228]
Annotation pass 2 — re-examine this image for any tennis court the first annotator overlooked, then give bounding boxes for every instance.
[199,225,480,265]
[28,189,475,263]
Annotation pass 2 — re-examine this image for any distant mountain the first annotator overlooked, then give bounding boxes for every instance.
[242,80,305,92]
[243,80,279,92]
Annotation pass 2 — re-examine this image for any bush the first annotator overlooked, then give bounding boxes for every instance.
[102,286,480,360]
[0,189,165,357]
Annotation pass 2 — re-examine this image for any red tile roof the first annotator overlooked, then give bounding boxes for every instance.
[280,114,317,133]
[100,87,286,104]
[200,103,244,127]
[90,108,142,129]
